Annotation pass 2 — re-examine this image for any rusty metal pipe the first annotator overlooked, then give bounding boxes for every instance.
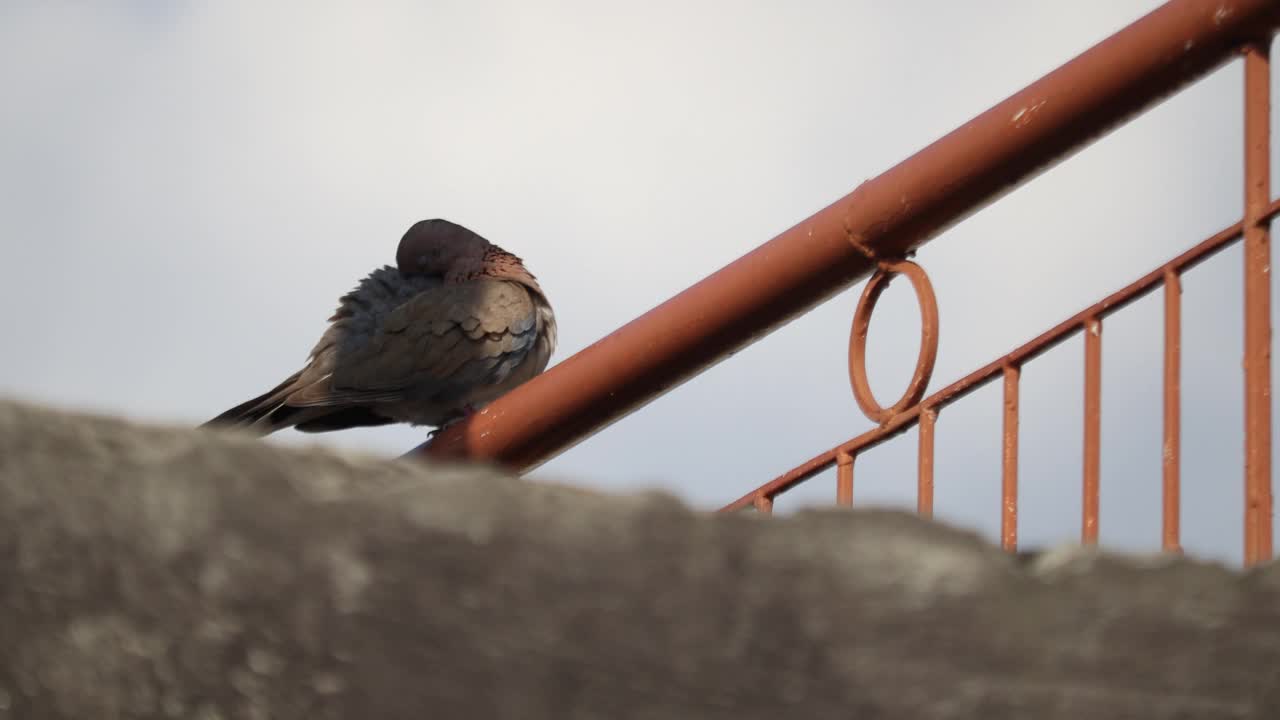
[1162,270,1182,553]
[1242,39,1273,567]
[1083,318,1102,544]
[1001,365,1020,552]
[418,0,1280,472]
[917,409,936,517]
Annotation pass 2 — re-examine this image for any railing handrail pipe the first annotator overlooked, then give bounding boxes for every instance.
[417,0,1280,472]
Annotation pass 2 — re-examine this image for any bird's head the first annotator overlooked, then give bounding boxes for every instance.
[396,218,544,295]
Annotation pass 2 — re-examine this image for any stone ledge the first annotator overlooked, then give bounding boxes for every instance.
[1,398,1277,719]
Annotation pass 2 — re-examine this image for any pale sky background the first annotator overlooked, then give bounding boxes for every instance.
[2,1,1277,566]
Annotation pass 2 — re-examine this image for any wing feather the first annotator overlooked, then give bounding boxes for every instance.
[284,279,540,409]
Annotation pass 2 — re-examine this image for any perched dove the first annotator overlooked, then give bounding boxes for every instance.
[203,219,556,436]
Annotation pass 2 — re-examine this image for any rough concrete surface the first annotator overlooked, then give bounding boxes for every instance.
[1,397,1278,719]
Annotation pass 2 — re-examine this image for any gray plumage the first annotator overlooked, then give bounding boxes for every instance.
[204,219,556,436]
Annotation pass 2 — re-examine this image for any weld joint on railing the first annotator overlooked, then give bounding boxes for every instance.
[836,451,855,507]
[752,494,774,515]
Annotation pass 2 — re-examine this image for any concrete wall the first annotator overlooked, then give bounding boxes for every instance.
[1,398,1277,719]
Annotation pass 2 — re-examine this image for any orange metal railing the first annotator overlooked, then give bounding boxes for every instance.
[415,0,1280,567]
[721,197,1280,564]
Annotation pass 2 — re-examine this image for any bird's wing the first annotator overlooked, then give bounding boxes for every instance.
[284,279,541,409]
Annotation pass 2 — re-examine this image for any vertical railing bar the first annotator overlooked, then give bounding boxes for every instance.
[918,408,937,518]
[1243,39,1273,567]
[1001,364,1020,552]
[1083,317,1103,544]
[753,495,774,515]
[836,451,854,507]
[1162,269,1183,553]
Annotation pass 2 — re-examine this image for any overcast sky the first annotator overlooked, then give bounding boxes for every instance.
[2,1,1276,566]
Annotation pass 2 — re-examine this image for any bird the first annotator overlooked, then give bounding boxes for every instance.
[202,218,556,437]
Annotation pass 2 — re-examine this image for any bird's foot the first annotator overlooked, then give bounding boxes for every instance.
[425,405,480,440]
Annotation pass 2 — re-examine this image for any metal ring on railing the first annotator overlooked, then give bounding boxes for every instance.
[848,259,939,425]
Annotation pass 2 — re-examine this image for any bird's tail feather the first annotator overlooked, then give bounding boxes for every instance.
[201,370,309,436]
[203,370,401,436]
